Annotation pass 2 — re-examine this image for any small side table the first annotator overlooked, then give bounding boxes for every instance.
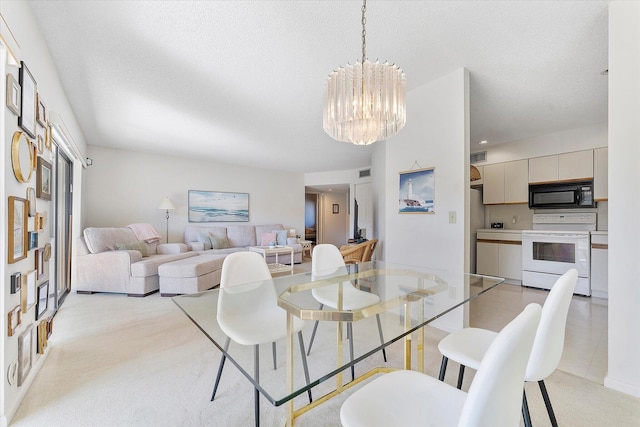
[299,240,313,259]
[249,245,294,275]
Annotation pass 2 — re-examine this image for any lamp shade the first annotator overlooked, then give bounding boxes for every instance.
[158,197,176,210]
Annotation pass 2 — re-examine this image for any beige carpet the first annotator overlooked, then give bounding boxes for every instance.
[9,287,640,426]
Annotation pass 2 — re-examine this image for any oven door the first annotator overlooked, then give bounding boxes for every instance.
[522,232,590,277]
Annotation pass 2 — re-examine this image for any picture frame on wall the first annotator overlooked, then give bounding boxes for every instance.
[19,61,37,138]
[188,190,249,222]
[8,196,28,264]
[36,94,47,127]
[28,231,38,250]
[36,281,49,320]
[18,325,33,386]
[26,187,36,217]
[398,167,436,214]
[8,306,21,337]
[6,72,21,116]
[35,248,45,279]
[333,204,339,214]
[11,272,22,294]
[21,270,37,313]
[36,157,52,200]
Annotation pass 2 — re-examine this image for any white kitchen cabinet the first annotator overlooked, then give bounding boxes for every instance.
[594,147,608,201]
[483,160,528,205]
[558,150,593,181]
[503,159,528,203]
[476,230,522,283]
[482,164,505,205]
[477,242,500,277]
[529,155,558,183]
[591,232,608,299]
[529,150,594,184]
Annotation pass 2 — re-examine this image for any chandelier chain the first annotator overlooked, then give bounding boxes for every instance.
[361,0,367,64]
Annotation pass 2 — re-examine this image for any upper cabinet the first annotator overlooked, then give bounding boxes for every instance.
[483,159,528,205]
[529,150,594,184]
[594,147,608,201]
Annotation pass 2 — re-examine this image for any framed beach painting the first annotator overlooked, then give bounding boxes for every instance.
[398,167,435,214]
[188,190,249,222]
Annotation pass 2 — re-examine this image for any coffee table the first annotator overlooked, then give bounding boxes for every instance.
[249,245,294,275]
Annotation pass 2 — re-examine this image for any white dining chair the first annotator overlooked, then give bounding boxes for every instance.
[211,251,311,427]
[340,303,542,426]
[438,268,578,427]
[306,244,386,381]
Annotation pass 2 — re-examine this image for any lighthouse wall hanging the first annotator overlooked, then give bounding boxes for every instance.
[398,167,435,214]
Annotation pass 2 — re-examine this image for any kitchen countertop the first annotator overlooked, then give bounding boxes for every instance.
[591,231,608,235]
[477,229,523,233]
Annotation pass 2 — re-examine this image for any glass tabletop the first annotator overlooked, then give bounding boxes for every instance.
[172,260,504,408]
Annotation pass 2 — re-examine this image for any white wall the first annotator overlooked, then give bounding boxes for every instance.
[605,1,640,398]
[379,68,469,332]
[1,2,88,424]
[84,146,305,243]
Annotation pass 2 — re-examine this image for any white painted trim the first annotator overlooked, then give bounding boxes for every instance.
[604,376,640,399]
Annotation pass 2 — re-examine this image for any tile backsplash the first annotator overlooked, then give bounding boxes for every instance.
[482,202,608,231]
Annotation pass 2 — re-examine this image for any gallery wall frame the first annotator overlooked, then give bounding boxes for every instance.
[21,270,36,313]
[6,72,21,116]
[8,306,21,337]
[28,231,38,250]
[18,325,33,386]
[188,190,249,222]
[333,204,339,214]
[36,157,52,200]
[35,248,45,279]
[11,272,22,294]
[398,167,436,214]
[36,94,47,127]
[11,131,34,184]
[27,187,36,217]
[8,196,28,264]
[19,61,37,138]
[36,281,49,320]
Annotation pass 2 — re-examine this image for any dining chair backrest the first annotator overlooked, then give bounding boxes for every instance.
[361,239,378,262]
[458,303,542,427]
[526,268,578,382]
[220,251,272,290]
[312,244,347,277]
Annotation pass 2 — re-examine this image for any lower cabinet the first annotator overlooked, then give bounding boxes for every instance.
[591,233,608,299]
[476,231,522,283]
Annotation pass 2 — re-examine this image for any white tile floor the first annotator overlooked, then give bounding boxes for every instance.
[469,282,609,384]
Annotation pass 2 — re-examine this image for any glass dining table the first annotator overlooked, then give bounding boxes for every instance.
[173,260,504,426]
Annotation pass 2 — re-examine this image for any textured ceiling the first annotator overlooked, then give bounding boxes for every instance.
[28,1,608,173]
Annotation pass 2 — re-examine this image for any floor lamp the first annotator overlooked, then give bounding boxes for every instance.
[158,197,176,243]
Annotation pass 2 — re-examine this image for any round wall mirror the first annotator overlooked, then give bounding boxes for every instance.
[11,131,34,183]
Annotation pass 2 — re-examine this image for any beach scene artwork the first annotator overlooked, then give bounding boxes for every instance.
[399,167,435,213]
[188,190,249,222]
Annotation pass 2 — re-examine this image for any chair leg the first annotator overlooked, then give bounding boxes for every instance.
[438,356,448,381]
[522,389,532,427]
[297,331,313,403]
[375,313,387,362]
[539,380,558,427]
[211,337,231,401]
[272,342,277,370]
[254,344,260,427]
[306,303,323,356]
[348,322,355,381]
[457,365,465,390]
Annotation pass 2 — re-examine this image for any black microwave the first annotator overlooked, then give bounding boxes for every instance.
[529,181,595,209]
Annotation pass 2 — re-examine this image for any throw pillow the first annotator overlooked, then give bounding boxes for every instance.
[273,230,288,246]
[261,232,277,246]
[209,236,230,250]
[115,241,149,257]
[196,232,213,250]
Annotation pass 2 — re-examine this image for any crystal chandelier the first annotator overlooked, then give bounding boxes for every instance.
[323,0,406,145]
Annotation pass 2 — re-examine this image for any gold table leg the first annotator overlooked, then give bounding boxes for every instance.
[286,312,294,426]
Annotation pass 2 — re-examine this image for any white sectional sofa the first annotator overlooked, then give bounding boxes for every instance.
[76,227,197,297]
[184,224,303,264]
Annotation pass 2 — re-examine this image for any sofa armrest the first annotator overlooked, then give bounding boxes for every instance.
[76,250,143,292]
[157,243,189,254]
[187,241,205,251]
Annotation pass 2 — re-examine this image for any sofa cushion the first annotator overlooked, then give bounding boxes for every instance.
[226,225,256,247]
[115,241,149,257]
[261,232,277,246]
[273,230,288,246]
[158,254,226,278]
[209,236,230,249]
[196,231,213,250]
[84,227,138,254]
[255,224,283,243]
[130,253,196,277]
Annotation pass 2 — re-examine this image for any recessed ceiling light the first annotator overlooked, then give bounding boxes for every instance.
[479,140,488,145]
